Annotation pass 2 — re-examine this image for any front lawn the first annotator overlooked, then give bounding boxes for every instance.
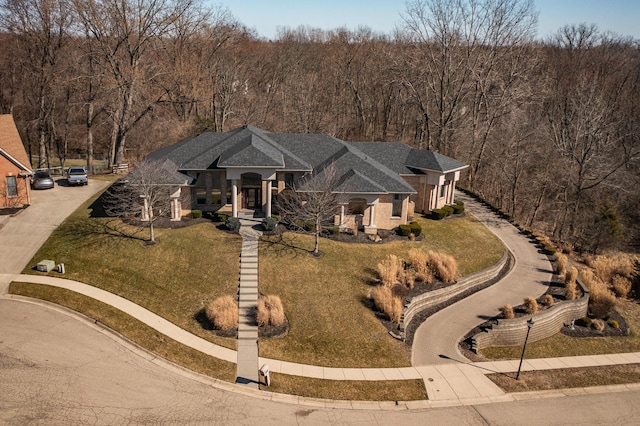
[258,214,505,367]
[23,190,243,349]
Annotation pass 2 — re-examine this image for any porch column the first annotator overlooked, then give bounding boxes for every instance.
[231,179,238,218]
[368,202,376,227]
[339,204,346,226]
[266,180,272,217]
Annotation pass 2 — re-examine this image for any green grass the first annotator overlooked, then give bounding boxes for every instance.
[258,215,505,367]
[9,282,237,382]
[23,189,243,350]
[480,300,640,360]
[264,374,427,401]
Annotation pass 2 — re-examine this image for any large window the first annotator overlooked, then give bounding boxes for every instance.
[392,194,403,217]
[6,176,17,197]
[440,183,447,198]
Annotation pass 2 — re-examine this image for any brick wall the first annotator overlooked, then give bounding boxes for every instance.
[1,157,30,207]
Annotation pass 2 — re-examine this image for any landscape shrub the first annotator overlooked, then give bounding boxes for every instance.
[554,253,567,277]
[262,216,277,231]
[612,275,632,298]
[500,304,514,319]
[590,254,635,285]
[215,212,229,222]
[191,209,202,219]
[426,251,457,283]
[225,217,241,232]
[442,205,455,216]
[409,221,422,237]
[543,294,554,306]
[369,285,402,324]
[591,318,606,332]
[609,319,619,329]
[256,295,285,327]
[205,295,238,330]
[303,220,316,232]
[452,201,464,214]
[397,224,411,236]
[408,249,435,284]
[577,317,592,327]
[524,296,538,314]
[430,209,448,220]
[327,226,340,235]
[377,254,404,287]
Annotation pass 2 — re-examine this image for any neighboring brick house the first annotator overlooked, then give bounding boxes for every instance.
[0,114,32,209]
[147,125,467,233]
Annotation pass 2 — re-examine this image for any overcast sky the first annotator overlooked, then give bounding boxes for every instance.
[210,0,640,40]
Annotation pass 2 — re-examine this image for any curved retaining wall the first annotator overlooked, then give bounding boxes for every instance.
[401,252,510,332]
[471,280,589,352]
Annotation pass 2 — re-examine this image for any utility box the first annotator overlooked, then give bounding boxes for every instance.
[259,364,270,387]
[36,260,56,272]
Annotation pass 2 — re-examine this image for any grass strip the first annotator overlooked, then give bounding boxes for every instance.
[9,282,236,382]
[263,373,427,401]
[487,364,640,393]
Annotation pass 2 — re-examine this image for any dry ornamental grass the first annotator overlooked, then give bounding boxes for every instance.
[524,296,538,314]
[206,295,238,330]
[500,304,515,319]
[257,295,285,327]
[369,285,402,324]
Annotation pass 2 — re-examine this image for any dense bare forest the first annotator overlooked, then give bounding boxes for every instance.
[1,0,638,252]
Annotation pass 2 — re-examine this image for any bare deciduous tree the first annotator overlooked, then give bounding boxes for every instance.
[275,165,345,255]
[104,158,189,243]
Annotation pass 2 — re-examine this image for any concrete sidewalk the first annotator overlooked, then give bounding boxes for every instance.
[411,191,553,365]
[4,272,640,404]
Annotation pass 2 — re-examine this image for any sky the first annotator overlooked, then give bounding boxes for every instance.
[211,0,640,41]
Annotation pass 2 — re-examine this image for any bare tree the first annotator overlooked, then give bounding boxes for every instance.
[275,165,345,255]
[104,158,189,243]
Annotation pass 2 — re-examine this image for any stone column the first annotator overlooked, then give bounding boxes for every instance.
[339,204,346,226]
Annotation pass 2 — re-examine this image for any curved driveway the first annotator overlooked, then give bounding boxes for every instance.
[412,192,553,365]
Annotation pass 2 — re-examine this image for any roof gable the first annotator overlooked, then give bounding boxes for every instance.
[0,114,31,172]
[218,133,284,167]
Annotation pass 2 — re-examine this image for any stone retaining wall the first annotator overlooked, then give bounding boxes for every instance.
[471,280,589,352]
[401,252,510,332]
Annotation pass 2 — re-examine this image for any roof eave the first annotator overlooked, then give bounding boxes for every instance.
[0,148,33,173]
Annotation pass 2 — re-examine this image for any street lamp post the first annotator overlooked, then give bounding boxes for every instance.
[516,318,535,380]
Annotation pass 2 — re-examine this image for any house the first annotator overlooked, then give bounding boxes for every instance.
[147,125,467,233]
[0,114,32,209]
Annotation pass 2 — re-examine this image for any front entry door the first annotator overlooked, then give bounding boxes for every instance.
[243,188,262,209]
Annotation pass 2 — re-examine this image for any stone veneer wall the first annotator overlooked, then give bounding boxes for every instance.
[471,280,589,352]
[401,252,511,332]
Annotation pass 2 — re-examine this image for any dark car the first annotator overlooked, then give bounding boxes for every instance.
[31,170,55,190]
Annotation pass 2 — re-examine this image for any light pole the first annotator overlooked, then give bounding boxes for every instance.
[516,317,535,380]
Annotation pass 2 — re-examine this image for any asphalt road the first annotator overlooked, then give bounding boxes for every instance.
[2,297,640,425]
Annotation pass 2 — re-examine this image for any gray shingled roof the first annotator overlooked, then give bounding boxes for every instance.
[146,125,467,194]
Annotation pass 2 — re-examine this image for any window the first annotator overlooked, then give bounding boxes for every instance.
[392,194,403,217]
[284,173,294,188]
[440,183,447,198]
[6,176,17,197]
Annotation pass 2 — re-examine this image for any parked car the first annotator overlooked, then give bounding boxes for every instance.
[31,170,55,190]
[66,166,88,186]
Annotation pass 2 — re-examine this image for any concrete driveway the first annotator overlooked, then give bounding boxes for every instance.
[0,178,108,288]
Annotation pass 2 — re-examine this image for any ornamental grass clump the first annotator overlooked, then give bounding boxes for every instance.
[369,285,403,324]
[500,304,514,319]
[581,269,617,318]
[543,294,554,307]
[554,253,567,277]
[377,254,403,287]
[426,251,457,283]
[256,295,285,327]
[524,296,538,314]
[205,295,238,330]
[612,275,632,298]
[408,249,434,284]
